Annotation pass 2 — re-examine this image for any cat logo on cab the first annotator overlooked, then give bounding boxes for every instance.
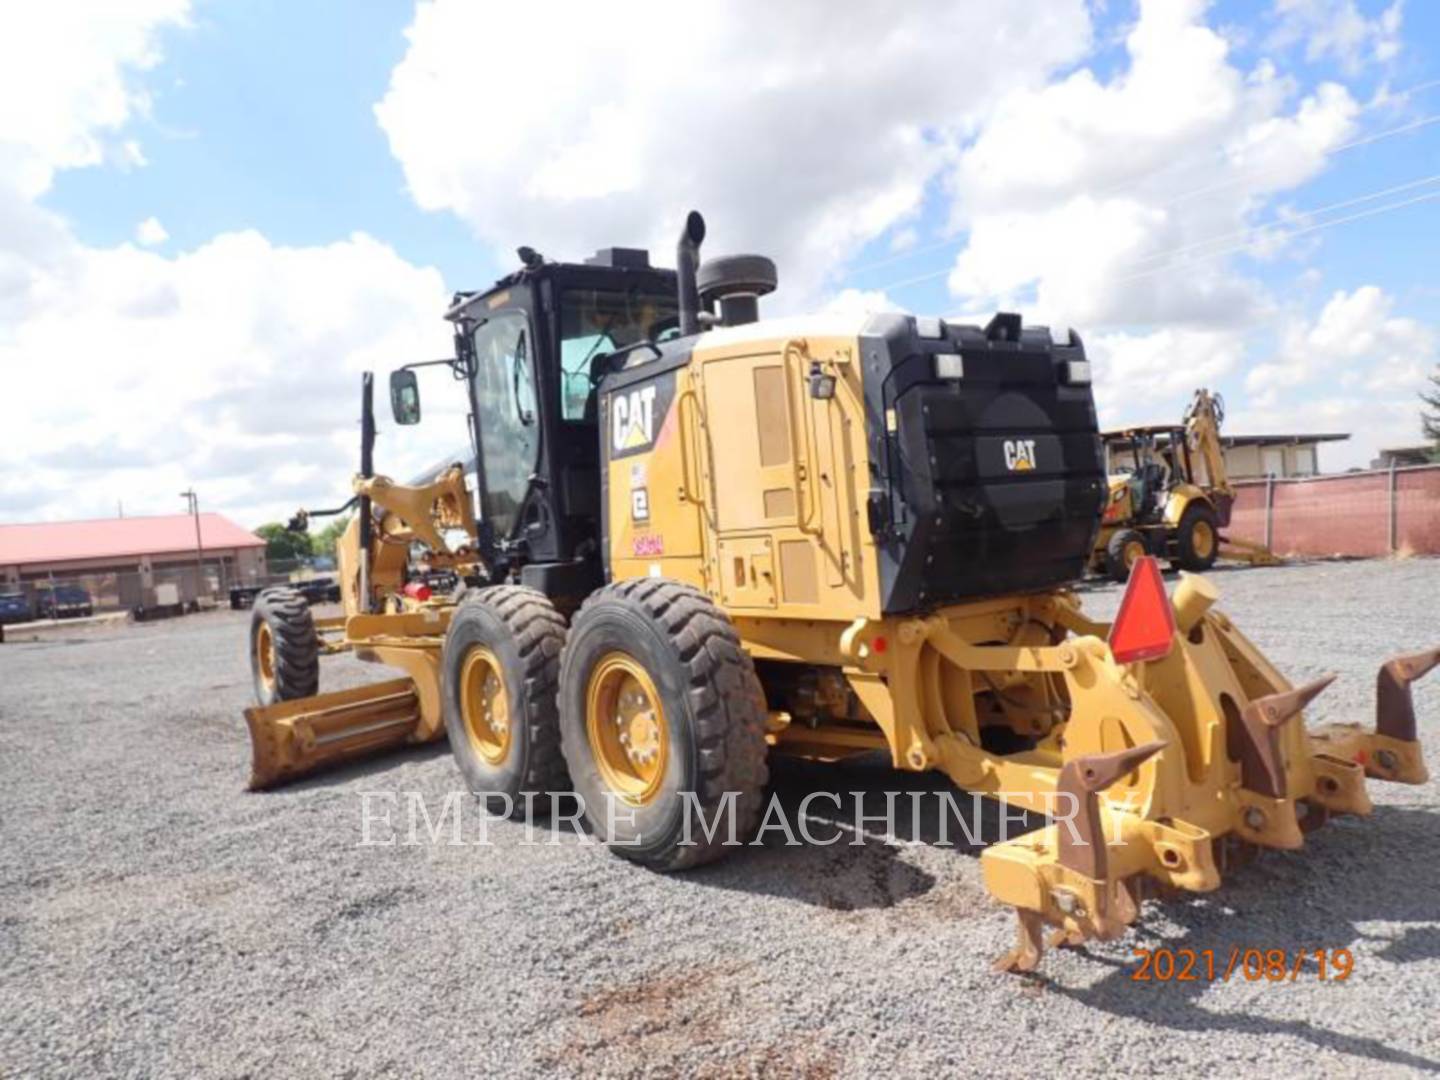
[612,385,658,453]
[1003,439,1038,472]
[608,371,676,460]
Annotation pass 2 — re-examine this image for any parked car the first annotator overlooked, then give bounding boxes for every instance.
[0,591,32,625]
[35,584,95,619]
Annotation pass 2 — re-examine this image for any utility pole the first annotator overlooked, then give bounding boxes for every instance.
[180,489,205,603]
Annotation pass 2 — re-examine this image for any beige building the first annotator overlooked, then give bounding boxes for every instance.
[1220,433,1348,479]
[1370,444,1435,469]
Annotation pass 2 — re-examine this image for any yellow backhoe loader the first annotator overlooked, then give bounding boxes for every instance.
[1091,389,1282,582]
[243,213,1435,972]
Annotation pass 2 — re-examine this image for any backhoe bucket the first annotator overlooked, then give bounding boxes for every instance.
[245,678,423,790]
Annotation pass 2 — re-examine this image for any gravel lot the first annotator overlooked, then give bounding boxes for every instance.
[2,559,1439,1078]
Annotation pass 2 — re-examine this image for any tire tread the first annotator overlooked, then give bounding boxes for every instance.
[563,578,768,871]
[251,587,319,702]
[453,585,570,796]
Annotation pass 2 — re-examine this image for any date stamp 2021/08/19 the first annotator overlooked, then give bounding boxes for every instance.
[1131,947,1355,983]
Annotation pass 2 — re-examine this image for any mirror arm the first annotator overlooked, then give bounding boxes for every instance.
[400,357,464,373]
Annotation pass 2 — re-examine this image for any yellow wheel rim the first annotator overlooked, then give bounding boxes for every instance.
[1193,519,1216,560]
[1123,539,1146,568]
[459,646,510,765]
[256,622,276,691]
[585,652,668,806]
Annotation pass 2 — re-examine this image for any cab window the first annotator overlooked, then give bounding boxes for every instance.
[472,311,538,538]
[559,286,678,420]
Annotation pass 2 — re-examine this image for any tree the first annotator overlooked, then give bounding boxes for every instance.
[255,522,313,564]
[1423,366,1440,453]
[313,515,353,557]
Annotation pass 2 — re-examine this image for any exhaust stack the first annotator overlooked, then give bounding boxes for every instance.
[676,210,706,336]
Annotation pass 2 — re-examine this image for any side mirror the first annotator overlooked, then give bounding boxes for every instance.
[390,368,421,425]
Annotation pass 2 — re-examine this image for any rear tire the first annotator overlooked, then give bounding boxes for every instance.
[442,586,570,813]
[1174,503,1220,571]
[250,587,319,706]
[1105,529,1148,583]
[558,578,768,871]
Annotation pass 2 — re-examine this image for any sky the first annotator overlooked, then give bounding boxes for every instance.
[1,0,1437,528]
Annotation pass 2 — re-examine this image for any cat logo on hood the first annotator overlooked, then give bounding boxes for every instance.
[1004,439,1038,472]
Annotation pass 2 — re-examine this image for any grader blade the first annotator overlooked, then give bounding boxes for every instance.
[245,678,422,790]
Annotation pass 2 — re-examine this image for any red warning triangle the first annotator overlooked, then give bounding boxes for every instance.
[1108,555,1176,665]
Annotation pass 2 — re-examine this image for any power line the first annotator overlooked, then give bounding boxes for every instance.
[1110,187,1440,286]
[872,173,1440,294]
[1164,111,1440,208]
[845,76,1440,280]
[1095,77,1440,202]
[1122,171,1440,270]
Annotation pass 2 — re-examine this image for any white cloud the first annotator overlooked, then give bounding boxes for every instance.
[1,225,456,525]
[1087,326,1246,425]
[888,227,919,254]
[1270,0,1404,74]
[0,3,460,528]
[1081,285,1435,467]
[1246,285,1435,399]
[820,288,908,319]
[941,0,1361,330]
[0,0,189,198]
[1205,284,1435,468]
[376,0,1093,307]
[134,215,168,246]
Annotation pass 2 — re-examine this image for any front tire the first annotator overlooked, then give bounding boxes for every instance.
[558,578,768,871]
[442,586,570,813]
[1174,503,1220,571]
[250,587,319,705]
[1105,529,1148,583]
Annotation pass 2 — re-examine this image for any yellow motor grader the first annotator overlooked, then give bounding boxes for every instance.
[244,212,1436,971]
[1091,388,1281,582]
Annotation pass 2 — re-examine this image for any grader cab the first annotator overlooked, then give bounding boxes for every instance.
[244,212,1436,972]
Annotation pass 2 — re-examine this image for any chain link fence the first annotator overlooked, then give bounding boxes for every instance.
[1228,463,1440,557]
[1,556,341,624]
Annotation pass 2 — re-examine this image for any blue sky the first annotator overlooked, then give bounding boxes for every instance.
[3,0,1438,525]
[45,0,1440,317]
[45,1,479,277]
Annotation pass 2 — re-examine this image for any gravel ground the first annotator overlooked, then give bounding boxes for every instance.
[2,559,1439,1078]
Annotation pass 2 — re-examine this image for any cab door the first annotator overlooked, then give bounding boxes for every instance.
[470,308,541,542]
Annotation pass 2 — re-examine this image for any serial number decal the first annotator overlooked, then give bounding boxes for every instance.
[631,487,650,522]
[631,533,664,557]
[1131,947,1355,983]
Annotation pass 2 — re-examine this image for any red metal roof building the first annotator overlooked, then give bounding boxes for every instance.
[0,513,266,600]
